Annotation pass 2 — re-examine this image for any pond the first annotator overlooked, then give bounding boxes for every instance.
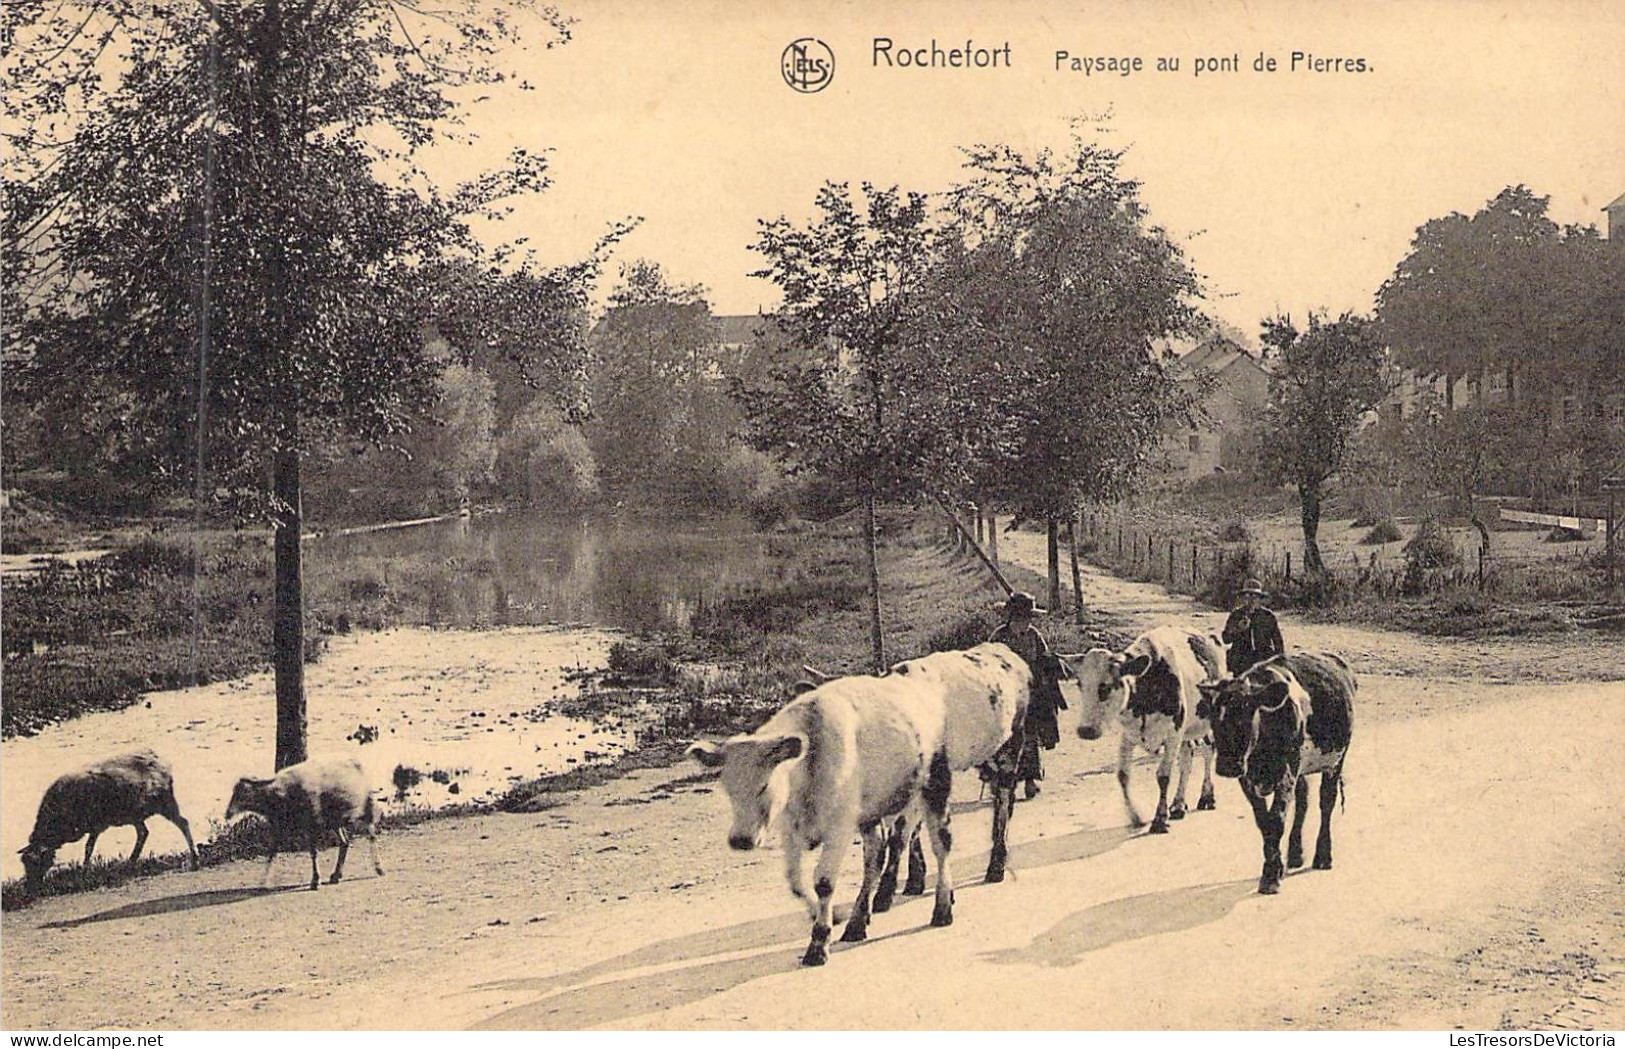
[315,508,772,634]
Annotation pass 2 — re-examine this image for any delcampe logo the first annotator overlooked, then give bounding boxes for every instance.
[782,37,835,93]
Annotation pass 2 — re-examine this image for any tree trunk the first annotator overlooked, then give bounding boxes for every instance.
[1046,517,1061,612]
[863,490,885,674]
[1068,510,1085,625]
[273,448,307,770]
[1299,484,1325,575]
[986,507,999,565]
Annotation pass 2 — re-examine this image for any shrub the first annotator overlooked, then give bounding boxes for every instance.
[1544,526,1587,543]
[1217,518,1251,543]
[926,610,994,654]
[1360,519,1403,545]
[606,639,676,683]
[1404,518,1460,571]
[1200,545,1260,609]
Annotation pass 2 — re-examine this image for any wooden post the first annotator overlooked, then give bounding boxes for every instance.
[1046,517,1062,612]
[1285,550,1292,584]
[987,508,1000,566]
[1609,490,1617,588]
[934,495,1015,596]
[863,491,885,674]
[1168,539,1175,583]
[1069,511,1085,626]
[1478,544,1486,589]
[1191,543,1198,587]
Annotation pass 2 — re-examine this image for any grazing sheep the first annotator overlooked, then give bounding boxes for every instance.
[225,757,384,890]
[19,749,200,893]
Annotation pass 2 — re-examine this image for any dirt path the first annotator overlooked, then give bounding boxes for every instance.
[3,530,1623,1031]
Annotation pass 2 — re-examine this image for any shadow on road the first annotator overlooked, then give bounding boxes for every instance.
[41,884,305,929]
[467,823,1140,1029]
[979,878,1256,968]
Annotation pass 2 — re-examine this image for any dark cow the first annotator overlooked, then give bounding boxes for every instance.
[1200,651,1355,894]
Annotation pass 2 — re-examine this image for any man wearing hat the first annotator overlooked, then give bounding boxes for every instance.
[1222,578,1284,675]
[989,591,1067,799]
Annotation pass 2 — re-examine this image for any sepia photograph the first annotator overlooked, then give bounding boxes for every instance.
[2,0,1623,1034]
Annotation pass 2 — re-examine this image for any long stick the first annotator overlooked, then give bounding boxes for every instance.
[934,494,1015,596]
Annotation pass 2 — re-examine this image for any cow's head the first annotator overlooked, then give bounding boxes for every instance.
[686,733,804,851]
[1076,648,1150,741]
[1201,668,1296,780]
[18,842,56,893]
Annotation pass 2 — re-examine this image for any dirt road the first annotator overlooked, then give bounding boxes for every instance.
[4,537,1623,1031]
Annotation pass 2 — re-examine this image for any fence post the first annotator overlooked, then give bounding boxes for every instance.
[1168,539,1175,583]
[1285,551,1292,584]
[1477,544,1485,589]
[1192,543,1198,587]
[1117,527,1123,558]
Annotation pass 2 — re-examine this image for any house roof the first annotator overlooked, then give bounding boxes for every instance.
[715,313,778,346]
[1171,337,1268,379]
[1605,191,1625,211]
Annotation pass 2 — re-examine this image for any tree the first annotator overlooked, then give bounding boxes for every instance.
[938,132,1204,602]
[737,182,936,672]
[1258,313,1393,574]
[4,1,616,768]
[589,261,727,499]
[1375,185,1614,412]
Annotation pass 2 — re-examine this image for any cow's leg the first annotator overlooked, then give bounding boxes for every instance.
[903,829,927,896]
[1170,738,1196,820]
[841,822,889,943]
[1287,776,1311,869]
[1116,734,1144,829]
[1149,742,1177,834]
[986,729,1023,883]
[329,826,351,884]
[783,832,815,919]
[874,810,915,913]
[803,841,848,966]
[1313,766,1342,870]
[1196,742,1218,811]
[128,820,150,866]
[83,831,100,868]
[160,797,200,871]
[1241,780,1289,894]
[921,751,955,927]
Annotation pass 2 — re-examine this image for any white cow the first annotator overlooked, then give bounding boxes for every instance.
[687,642,1030,966]
[1074,625,1225,833]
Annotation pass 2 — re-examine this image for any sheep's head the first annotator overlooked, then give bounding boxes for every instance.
[225,777,273,821]
[19,842,56,892]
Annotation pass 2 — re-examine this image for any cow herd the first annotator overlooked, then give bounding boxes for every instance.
[689,623,1357,965]
[16,619,1355,974]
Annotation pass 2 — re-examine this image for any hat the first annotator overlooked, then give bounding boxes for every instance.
[1238,578,1268,597]
[1002,591,1036,614]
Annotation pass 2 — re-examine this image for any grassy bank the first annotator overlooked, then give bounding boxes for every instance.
[1078,498,1623,638]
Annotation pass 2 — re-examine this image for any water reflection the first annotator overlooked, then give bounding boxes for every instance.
[315,510,769,634]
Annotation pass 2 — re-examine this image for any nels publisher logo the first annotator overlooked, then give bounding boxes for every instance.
[782,37,834,93]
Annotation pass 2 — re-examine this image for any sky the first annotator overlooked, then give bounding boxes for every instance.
[421,0,1625,339]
